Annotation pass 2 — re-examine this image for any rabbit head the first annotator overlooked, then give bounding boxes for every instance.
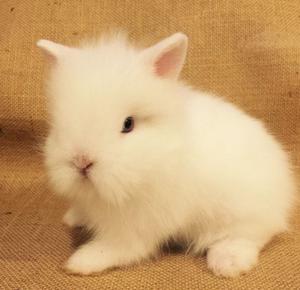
[38,32,188,205]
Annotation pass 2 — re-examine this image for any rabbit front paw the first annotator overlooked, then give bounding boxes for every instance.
[64,243,110,275]
[62,207,84,228]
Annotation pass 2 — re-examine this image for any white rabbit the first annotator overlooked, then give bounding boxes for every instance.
[37,32,296,277]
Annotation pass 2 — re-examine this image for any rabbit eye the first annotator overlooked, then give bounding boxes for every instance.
[122,116,134,133]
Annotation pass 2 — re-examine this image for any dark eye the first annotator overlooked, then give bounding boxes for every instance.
[122,116,134,133]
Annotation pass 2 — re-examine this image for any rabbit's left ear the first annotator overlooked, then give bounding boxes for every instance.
[37,39,72,63]
[142,33,188,80]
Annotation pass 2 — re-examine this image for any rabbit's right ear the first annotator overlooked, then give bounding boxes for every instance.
[37,39,71,62]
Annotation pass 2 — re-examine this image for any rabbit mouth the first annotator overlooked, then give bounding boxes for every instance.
[78,171,93,183]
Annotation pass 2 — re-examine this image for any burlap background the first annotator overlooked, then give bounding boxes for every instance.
[0,1,299,289]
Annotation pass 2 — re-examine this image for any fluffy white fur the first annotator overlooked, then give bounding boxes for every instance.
[37,32,296,277]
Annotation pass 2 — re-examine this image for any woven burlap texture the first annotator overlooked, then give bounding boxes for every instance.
[0,0,299,289]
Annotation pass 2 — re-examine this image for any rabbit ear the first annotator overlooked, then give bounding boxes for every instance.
[142,33,188,80]
[37,39,71,62]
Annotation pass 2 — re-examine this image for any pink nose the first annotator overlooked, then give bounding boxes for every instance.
[72,155,94,176]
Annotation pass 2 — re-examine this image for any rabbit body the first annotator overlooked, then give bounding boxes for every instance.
[38,33,295,277]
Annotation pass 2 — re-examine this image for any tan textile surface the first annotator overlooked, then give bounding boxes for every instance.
[0,0,299,289]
